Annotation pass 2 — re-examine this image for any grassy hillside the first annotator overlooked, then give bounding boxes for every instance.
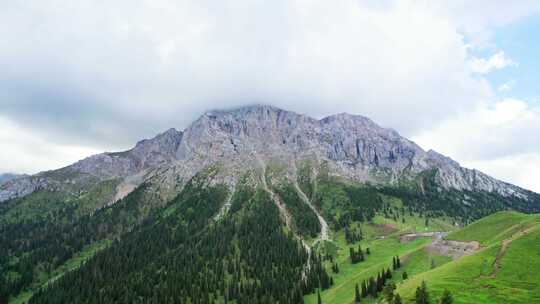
[304,214,455,304]
[303,211,540,304]
[446,211,540,246]
[396,211,540,304]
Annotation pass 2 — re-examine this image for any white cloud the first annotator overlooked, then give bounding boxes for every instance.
[0,0,539,192]
[498,81,515,92]
[469,51,518,74]
[467,154,540,193]
[0,0,491,145]
[413,99,540,191]
[429,0,540,48]
[0,116,102,174]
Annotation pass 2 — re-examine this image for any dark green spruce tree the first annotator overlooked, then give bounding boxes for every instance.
[439,289,453,304]
[394,293,403,304]
[415,281,430,304]
[355,283,361,303]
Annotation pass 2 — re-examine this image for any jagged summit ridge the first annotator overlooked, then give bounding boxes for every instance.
[0,105,536,203]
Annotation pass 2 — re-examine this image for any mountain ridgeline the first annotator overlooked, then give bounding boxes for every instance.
[1,105,539,304]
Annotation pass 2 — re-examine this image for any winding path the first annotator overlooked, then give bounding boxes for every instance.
[293,181,329,244]
[490,226,535,278]
[213,184,235,221]
[256,157,313,279]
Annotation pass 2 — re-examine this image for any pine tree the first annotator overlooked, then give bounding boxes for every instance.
[369,277,377,297]
[317,289,322,304]
[392,256,397,270]
[394,293,403,304]
[415,281,429,304]
[386,268,392,279]
[396,256,401,268]
[402,271,408,280]
[355,283,361,303]
[376,272,383,292]
[361,280,368,298]
[439,289,453,304]
[350,247,356,264]
[382,284,395,303]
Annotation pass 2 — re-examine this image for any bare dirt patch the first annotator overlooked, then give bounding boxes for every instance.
[374,223,398,237]
[400,231,480,260]
[489,226,535,278]
[427,239,480,260]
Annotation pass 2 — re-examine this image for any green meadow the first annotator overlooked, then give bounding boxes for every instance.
[305,211,540,304]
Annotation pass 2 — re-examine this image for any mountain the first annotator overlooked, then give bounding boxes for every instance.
[1,105,537,206]
[2,105,539,304]
[0,173,25,185]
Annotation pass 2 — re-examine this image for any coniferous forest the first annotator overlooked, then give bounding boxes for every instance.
[26,173,331,304]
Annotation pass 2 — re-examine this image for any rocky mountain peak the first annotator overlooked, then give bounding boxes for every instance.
[131,128,183,160]
[1,105,538,204]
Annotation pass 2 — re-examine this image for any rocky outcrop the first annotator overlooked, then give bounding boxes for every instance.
[0,176,55,202]
[1,105,537,204]
[173,105,534,200]
[71,128,183,179]
[0,128,183,202]
[0,173,25,185]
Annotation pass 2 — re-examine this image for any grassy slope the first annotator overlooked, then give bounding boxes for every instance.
[305,207,540,304]
[396,211,540,304]
[446,211,540,246]
[305,208,456,304]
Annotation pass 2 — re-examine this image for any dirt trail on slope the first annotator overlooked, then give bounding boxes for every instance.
[213,184,235,221]
[258,159,294,232]
[293,181,329,244]
[490,226,536,278]
[289,161,330,246]
[256,157,312,279]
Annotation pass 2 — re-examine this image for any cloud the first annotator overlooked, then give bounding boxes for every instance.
[0,116,101,174]
[413,99,540,191]
[0,0,539,192]
[0,0,491,147]
[468,51,518,74]
[429,0,540,47]
[498,81,515,92]
[467,154,540,193]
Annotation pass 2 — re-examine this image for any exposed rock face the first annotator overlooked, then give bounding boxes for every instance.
[70,128,183,179]
[0,128,182,202]
[0,176,54,202]
[0,105,537,204]
[0,173,25,185]
[174,105,532,199]
[177,106,429,178]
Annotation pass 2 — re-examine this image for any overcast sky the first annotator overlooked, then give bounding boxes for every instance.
[1,1,539,192]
